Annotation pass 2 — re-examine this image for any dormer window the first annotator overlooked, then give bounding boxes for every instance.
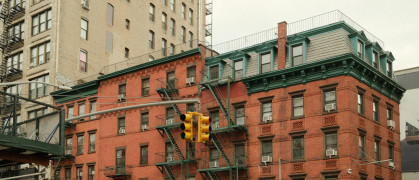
[292,44,303,66]
[209,65,219,80]
[357,40,363,58]
[387,61,392,77]
[260,53,271,73]
[234,59,243,80]
[373,51,379,69]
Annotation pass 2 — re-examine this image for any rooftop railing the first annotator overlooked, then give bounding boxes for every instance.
[211,10,384,54]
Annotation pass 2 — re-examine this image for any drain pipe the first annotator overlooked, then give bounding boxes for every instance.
[0,172,45,180]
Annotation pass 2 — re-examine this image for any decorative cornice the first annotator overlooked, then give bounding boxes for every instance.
[52,80,99,105]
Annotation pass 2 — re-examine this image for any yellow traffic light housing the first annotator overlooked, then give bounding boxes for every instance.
[198,114,212,143]
[180,112,194,141]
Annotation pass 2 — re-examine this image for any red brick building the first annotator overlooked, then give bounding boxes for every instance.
[52,11,405,180]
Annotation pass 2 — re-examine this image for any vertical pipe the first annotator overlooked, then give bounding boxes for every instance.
[227,77,231,127]
[12,94,17,136]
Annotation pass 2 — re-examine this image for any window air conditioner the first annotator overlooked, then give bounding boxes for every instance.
[212,122,220,129]
[261,156,272,164]
[209,161,219,168]
[81,2,90,10]
[389,161,395,169]
[166,156,173,162]
[166,118,174,124]
[118,94,126,102]
[186,77,196,85]
[387,120,395,130]
[118,128,125,134]
[263,115,272,123]
[141,125,149,131]
[325,103,336,112]
[326,149,338,157]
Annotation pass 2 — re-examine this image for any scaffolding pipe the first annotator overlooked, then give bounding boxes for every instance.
[65,99,200,122]
[0,172,45,180]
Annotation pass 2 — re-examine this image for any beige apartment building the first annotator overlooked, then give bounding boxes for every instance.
[0,0,205,127]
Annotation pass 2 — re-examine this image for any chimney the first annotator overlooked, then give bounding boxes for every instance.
[277,21,287,69]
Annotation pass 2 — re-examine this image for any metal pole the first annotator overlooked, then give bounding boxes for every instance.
[65,99,200,122]
[227,77,231,127]
[0,172,45,180]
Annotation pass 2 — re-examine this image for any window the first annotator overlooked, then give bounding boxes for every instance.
[292,44,303,66]
[9,0,25,8]
[166,108,175,123]
[8,21,24,42]
[89,133,95,152]
[142,78,150,96]
[149,56,154,62]
[170,43,175,55]
[181,3,187,19]
[373,51,379,68]
[125,47,129,58]
[235,106,245,125]
[235,144,245,165]
[209,65,219,80]
[149,30,154,49]
[261,101,272,122]
[187,103,195,113]
[188,9,193,24]
[88,165,94,180]
[65,168,71,180]
[325,177,338,180]
[30,41,51,67]
[210,148,218,163]
[324,89,336,112]
[54,167,61,180]
[162,13,167,30]
[32,9,52,36]
[292,96,304,117]
[387,61,392,77]
[116,149,126,174]
[141,112,149,127]
[387,107,393,120]
[106,3,114,25]
[261,141,272,162]
[80,50,87,72]
[81,18,88,39]
[149,3,155,21]
[76,166,82,180]
[170,0,175,11]
[140,145,148,165]
[6,52,23,73]
[77,135,84,154]
[167,71,175,88]
[374,141,380,161]
[106,31,113,53]
[388,144,394,162]
[359,134,365,159]
[66,137,72,155]
[357,93,364,115]
[118,117,125,135]
[188,31,193,48]
[373,100,379,121]
[187,65,196,79]
[28,108,48,119]
[260,53,271,73]
[162,38,167,56]
[90,100,97,119]
[125,19,130,29]
[233,59,243,80]
[357,40,363,58]
[187,142,195,159]
[5,85,22,103]
[170,19,175,35]
[292,136,304,160]
[78,103,85,117]
[325,133,337,156]
[29,74,49,99]
[181,26,186,43]
[162,0,167,5]
[67,106,74,119]
[118,84,126,97]
[166,142,174,160]
[210,110,219,129]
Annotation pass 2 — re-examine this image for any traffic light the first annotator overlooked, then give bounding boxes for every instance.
[180,112,194,141]
[198,114,212,143]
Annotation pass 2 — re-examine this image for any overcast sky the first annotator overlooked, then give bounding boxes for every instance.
[211,0,419,71]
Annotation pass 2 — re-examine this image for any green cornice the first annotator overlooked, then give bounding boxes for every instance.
[242,53,405,103]
[51,80,99,104]
[381,51,395,61]
[256,41,277,53]
[99,48,201,81]
[230,50,249,60]
[287,34,310,45]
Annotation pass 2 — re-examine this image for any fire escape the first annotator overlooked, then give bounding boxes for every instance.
[0,0,25,132]
[155,78,198,180]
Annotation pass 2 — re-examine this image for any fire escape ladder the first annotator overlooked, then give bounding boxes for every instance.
[205,84,234,126]
[207,171,219,180]
[163,128,185,161]
[162,164,176,180]
[211,133,232,167]
[161,88,182,119]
